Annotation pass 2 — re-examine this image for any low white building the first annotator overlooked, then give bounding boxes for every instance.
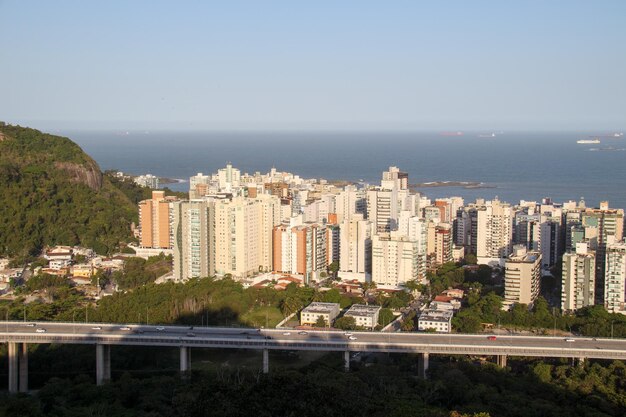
[300,302,340,327]
[130,245,174,260]
[0,268,22,282]
[344,304,381,329]
[429,301,456,312]
[0,258,10,270]
[49,259,71,270]
[44,246,73,261]
[418,310,453,333]
[134,174,159,189]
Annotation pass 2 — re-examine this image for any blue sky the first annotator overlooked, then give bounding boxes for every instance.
[1,0,625,130]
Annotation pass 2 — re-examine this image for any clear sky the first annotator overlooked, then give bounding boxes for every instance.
[1,0,625,131]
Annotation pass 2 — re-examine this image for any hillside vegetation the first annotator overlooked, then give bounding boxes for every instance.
[0,122,137,258]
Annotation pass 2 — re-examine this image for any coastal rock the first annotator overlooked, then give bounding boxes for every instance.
[55,160,103,191]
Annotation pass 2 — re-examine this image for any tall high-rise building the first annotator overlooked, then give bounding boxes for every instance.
[605,242,626,314]
[138,191,178,249]
[339,214,371,281]
[189,172,211,199]
[172,200,213,281]
[217,163,241,192]
[561,243,596,312]
[372,232,421,287]
[335,185,366,223]
[427,222,453,269]
[326,225,340,267]
[214,195,281,278]
[504,245,541,308]
[273,219,327,284]
[454,208,472,247]
[367,188,399,234]
[581,203,624,304]
[381,166,408,190]
[470,199,514,265]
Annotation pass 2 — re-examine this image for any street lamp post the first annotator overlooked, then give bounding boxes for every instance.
[611,321,614,339]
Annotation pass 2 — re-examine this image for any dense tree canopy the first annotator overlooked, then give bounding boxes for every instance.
[0,123,139,259]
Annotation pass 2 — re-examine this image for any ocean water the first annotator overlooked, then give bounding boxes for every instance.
[63,130,626,210]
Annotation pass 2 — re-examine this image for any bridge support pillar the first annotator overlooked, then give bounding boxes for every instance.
[18,343,28,393]
[344,351,350,372]
[578,357,586,367]
[96,344,111,385]
[180,346,191,376]
[418,353,429,379]
[496,355,507,368]
[262,349,269,374]
[8,342,18,393]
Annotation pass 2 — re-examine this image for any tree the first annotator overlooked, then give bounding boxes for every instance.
[464,254,477,265]
[328,261,339,280]
[323,288,341,303]
[314,315,327,328]
[280,296,301,316]
[334,316,357,330]
[378,308,395,327]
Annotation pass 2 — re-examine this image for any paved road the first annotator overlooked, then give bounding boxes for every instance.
[1,321,625,359]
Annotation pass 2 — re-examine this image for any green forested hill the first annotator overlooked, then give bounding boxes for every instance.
[0,122,137,258]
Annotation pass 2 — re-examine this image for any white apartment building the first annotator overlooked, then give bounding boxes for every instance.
[561,243,596,312]
[134,174,159,189]
[372,232,421,287]
[418,310,453,333]
[300,302,341,326]
[504,245,542,308]
[344,304,381,329]
[189,172,210,199]
[605,242,626,314]
[335,185,367,223]
[471,199,514,265]
[381,166,408,190]
[367,188,399,234]
[217,163,241,192]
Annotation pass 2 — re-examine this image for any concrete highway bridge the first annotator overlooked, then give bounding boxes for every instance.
[2,321,626,393]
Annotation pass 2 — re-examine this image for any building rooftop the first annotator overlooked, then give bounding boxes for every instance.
[345,304,381,317]
[419,309,453,323]
[302,302,340,314]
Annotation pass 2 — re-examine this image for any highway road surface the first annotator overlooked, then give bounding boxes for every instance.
[1,321,625,359]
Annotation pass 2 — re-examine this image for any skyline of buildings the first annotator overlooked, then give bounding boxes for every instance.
[137,163,626,315]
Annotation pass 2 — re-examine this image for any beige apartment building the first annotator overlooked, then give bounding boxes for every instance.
[273,219,328,284]
[605,242,626,314]
[338,214,371,282]
[213,195,281,278]
[372,232,420,287]
[504,245,542,308]
[561,243,596,312]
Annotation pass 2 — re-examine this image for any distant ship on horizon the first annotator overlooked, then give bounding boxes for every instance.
[439,131,464,136]
[578,139,601,144]
[589,132,623,138]
[477,133,496,138]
